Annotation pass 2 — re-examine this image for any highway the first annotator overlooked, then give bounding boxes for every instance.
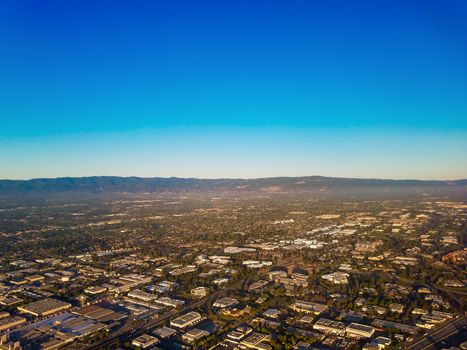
[405,315,467,350]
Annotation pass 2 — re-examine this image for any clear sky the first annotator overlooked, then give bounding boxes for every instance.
[1,0,466,180]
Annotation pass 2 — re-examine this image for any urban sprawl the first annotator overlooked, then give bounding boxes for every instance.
[0,194,466,350]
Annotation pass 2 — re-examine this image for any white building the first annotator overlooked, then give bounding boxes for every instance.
[170,312,203,329]
[346,323,376,338]
[321,271,349,285]
[213,297,239,309]
[131,334,159,349]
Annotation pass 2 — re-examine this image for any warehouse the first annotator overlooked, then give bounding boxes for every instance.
[153,326,177,339]
[154,296,185,308]
[127,289,158,302]
[0,316,26,331]
[182,328,210,343]
[313,318,346,336]
[9,312,108,349]
[346,322,376,338]
[18,298,71,317]
[74,304,126,323]
[290,300,328,315]
[170,311,204,329]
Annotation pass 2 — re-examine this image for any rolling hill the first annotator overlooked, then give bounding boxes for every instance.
[0,176,466,199]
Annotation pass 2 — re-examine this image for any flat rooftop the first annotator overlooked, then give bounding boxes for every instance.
[18,298,71,316]
[74,304,126,323]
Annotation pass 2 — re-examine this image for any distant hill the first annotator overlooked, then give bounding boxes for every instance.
[0,176,466,199]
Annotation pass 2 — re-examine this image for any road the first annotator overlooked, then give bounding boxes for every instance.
[404,315,467,350]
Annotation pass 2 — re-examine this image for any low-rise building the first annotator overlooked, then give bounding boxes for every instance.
[346,322,375,338]
[313,318,346,336]
[0,333,21,350]
[127,289,158,302]
[0,296,22,306]
[411,307,428,315]
[84,286,107,295]
[371,319,418,335]
[131,334,159,349]
[191,287,209,298]
[240,332,271,350]
[213,297,239,309]
[182,328,210,343]
[393,256,418,266]
[290,300,328,315]
[299,315,315,324]
[153,326,177,339]
[370,336,392,348]
[389,303,404,313]
[8,312,108,349]
[25,274,44,282]
[170,311,203,329]
[263,308,281,319]
[321,271,349,285]
[0,316,26,331]
[248,280,270,292]
[226,326,252,341]
[73,304,126,323]
[154,297,185,308]
[18,298,71,317]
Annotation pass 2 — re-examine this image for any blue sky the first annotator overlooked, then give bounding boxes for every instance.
[0,0,466,179]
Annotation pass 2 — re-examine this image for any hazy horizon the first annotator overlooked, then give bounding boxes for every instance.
[2,172,467,182]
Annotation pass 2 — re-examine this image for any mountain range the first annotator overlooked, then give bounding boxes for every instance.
[0,176,466,198]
